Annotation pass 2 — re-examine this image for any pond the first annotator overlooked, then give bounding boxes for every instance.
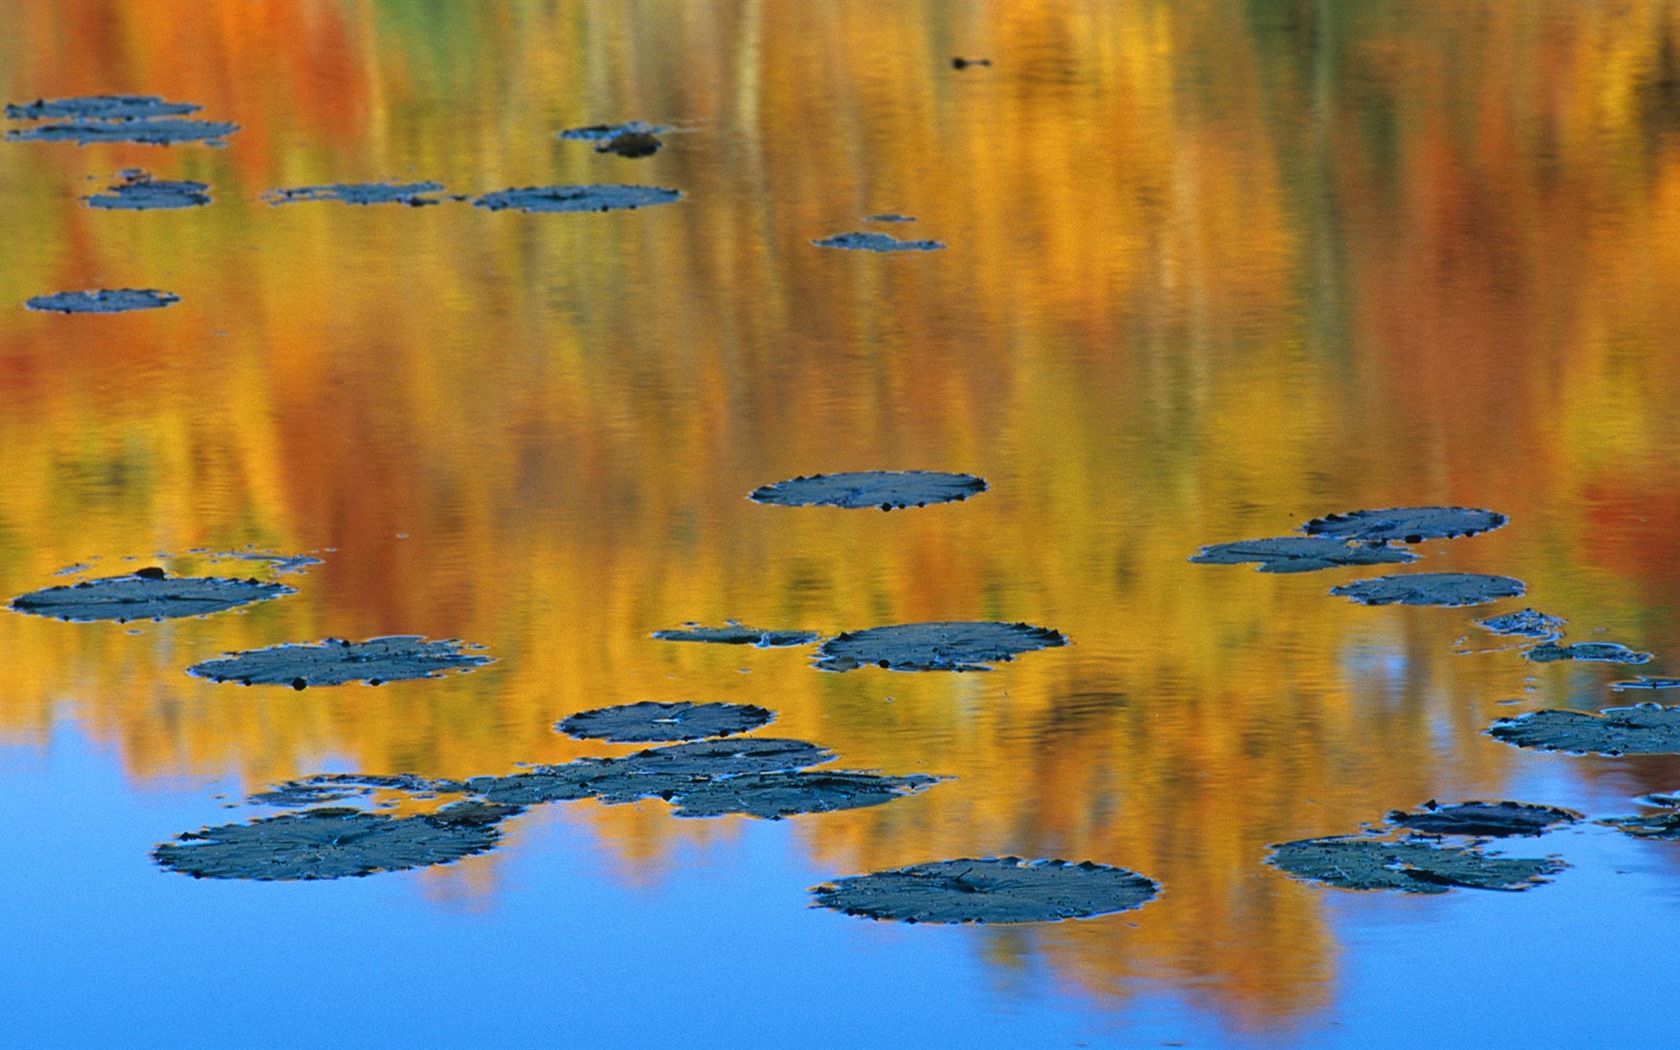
[3,2,1680,1047]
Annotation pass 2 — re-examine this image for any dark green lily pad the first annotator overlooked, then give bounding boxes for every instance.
[8,119,239,146]
[6,95,201,121]
[1300,506,1508,543]
[85,170,210,209]
[671,770,944,819]
[557,121,672,141]
[812,857,1159,924]
[1487,704,1680,755]
[153,801,518,881]
[749,470,987,511]
[1611,677,1680,691]
[248,773,462,808]
[263,181,446,206]
[813,621,1069,673]
[1329,572,1525,607]
[474,185,681,213]
[1385,800,1582,837]
[9,571,292,622]
[1601,810,1680,840]
[1477,608,1567,639]
[813,232,945,252]
[1267,835,1564,893]
[465,764,607,806]
[651,621,820,647]
[557,701,774,742]
[1525,641,1652,665]
[25,289,179,314]
[465,738,834,807]
[186,636,493,688]
[1188,536,1418,574]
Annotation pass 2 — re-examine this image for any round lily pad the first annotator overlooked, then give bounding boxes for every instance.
[153,802,519,881]
[1477,608,1566,639]
[557,701,774,742]
[812,232,945,252]
[1268,835,1564,893]
[473,185,681,213]
[1487,704,1680,755]
[557,121,672,141]
[1525,641,1652,665]
[1300,507,1508,543]
[7,95,202,120]
[1189,536,1418,574]
[263,182,446,206]
[670,771,944,820]
[85,171,210,209]
[9,571,292,622]
[812,857,1160,924]
[1329,572,1525,607]
[1385,800,1582,837]
[186,636,493,688]
[813,621,1069,673]
[748,471,987,511]
[650,622,820,647]
[7,119,239,146]
[25,289,180,314]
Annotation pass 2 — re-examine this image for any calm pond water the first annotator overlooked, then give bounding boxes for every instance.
[4,1,1680,1046]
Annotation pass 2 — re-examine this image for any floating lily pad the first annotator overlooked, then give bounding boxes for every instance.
[187,636,493,688]
[7,119,240,146]
[474,185,681,213]
[1601,809,1680,840]
[6,95,202,121]
[85,170,210,209]
[1329,572,1525,607]
[9,571,292,622]
[25,289,180,314]
[813,232,945,252]
[1300,507,1508,543]
[1487,704,1680,755]
[466,738,834,807]
[749,470,987,511]
[1525,641,1652,665]
[1611,677,1680,691]
[1268,836,1564,893]
[557,701,774,742]
[595,131,661,157]
[1385,800,1582,837]
[651,621,820,647]
[671,770,944,819]
[248,773,461,808]
[813,621,1069,673]
[153,801,518,881]
[1188,536,1418,574]
[262,181,447,206]
[812,857,1159,924]
[1477,608,1567,639]
[557,121,672,141]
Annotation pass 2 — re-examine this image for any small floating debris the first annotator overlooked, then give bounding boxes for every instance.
[651,621,820,647]
[749,470,986,511]
[1188,536,1418,574]
[812,857,1158,924]
[1268,835,1563,893]
[596,130,661,157]
[1329,572,1525,608]
[25,289,179,314]
[671,770,944,820]
[950,57,992,70]
[1487,703,1680,755]
[1300,506,1508,544]
[466,765,604,806]
[813,232,945,252]
[1477,608,1567,639]
[6,95,201,121]
[1601,805,1680,841]
[248,772,459,808]
[1525,641,1652,665]
[9,570,292,622]
[207,551,322,576]
[813,621,1068,673]
[557,701,774,743]
[864,213,916,223]
[557,121,673,142]
[474,185,681,213]
[153,802,518,881]
[1385,800,1582,837]
[1611,676,1680,691]
[84,170,210,209]
[187,636,493,688]
[8,118,240,146]
[262,181,447,206]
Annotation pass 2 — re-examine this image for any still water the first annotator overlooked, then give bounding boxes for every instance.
[3,0,1680,1045]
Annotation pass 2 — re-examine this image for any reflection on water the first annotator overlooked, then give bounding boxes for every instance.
[4,0,1680,1040]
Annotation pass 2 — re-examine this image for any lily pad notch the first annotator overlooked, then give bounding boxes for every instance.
[557,701,775,742]
[1300,506,1508,544]
[1330,572,1525,608]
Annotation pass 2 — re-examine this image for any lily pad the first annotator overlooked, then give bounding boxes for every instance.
[1385,800,1582,837]
[7,119,240,146]
[748,470,987,511]
[1477,608,1567,639]
[651,622,820,647]
[1267,835,1564,893]
[813,232,945,252]
[813,621,1069,673]
[25,289,179,314]
[248,773,461,808]
[1487,704,1680,755]
[153,801,518,881]
[474,185,681,213]
[7,95,202,121]
[671,770,944,819]
[186,636,493,688]
[1601,809,1680,840]
[1188,536,1418,574]
[1300,506,1508,543]
[9,571,292,622]
[85,171,210,209]
[1329,572,1525,607]
[557,121,672,141]
[595,131,661,157]
[262,181,447,206]
[811,857,1159,924]
[557,701,774,742]
[1525,641,1652,665]
[1611,677,1680,691]
[465,738,834,807]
